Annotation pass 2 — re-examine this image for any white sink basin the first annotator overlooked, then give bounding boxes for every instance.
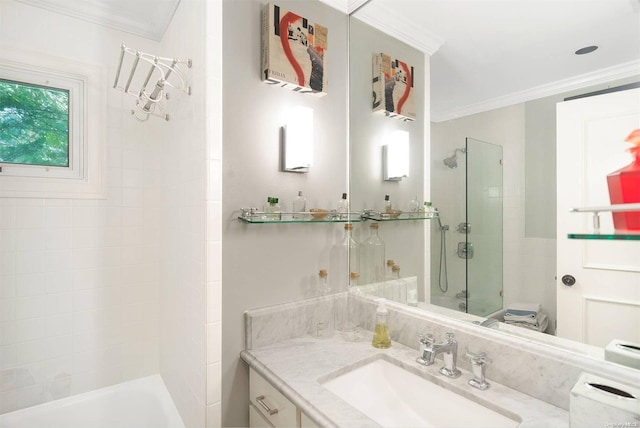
[321,358,520,428]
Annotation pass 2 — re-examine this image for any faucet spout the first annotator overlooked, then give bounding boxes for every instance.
[416,333,462,378]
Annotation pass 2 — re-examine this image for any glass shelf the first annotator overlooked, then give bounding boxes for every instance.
[569,203,640,240]
[237,208,440,224]
[568,233,640,241]
[362,212,439,221]
[238,208,361,224]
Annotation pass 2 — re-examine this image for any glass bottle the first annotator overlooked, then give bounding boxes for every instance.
[383,194,392,214]
[391,264,407,304]
[337,192,349,219]
[336,271,362,341]
[262,197,277,220]
[318,269,331,295]
[330,223,359,292]
[385,259,395,280]
[409,196,420,217]
[361,222,385,285]
[424,201,434,218]
[292,190,307,220]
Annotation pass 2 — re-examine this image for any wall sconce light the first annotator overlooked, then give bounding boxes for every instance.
[383,130,410,181]
[282,106,313,173]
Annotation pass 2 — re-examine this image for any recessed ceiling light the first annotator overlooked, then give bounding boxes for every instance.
[575,45,599,55]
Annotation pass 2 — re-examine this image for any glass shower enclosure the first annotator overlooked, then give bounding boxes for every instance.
[431,137,503,317]
[465,137,503,316]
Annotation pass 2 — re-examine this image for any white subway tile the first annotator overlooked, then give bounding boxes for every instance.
[45,228,73,250]
[45,272,73,294]
[0,229,15,252]
[45,335,72,359]
[15,340,45,365]
[0,344,16,369]
[15,251,45,275]
[45,206,73,229]
[46,314,73,338]
[45,250,73,273]
[15,205,44,229]
[0,300,15,323]
[206,322,221,364]
[15,296,45,320]
[15,318,45,343]
[0,253,15,276]
[0,275,16,299]
[15,273,45,297]
[206,402,221,428]
[15,384,45,410]
[0,321,15,346]
[206,362,221,405]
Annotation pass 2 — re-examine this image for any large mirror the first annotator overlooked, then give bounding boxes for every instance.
[348,0,640,358]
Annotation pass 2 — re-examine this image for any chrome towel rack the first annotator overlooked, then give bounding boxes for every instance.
[113,45,192,122]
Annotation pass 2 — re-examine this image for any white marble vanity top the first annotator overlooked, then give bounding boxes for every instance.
[241,331,569,428]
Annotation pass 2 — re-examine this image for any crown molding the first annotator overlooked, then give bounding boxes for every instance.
[14,0,180,41]
[353,2,444,55]
[431,60,640,123]
[317,0,372,14]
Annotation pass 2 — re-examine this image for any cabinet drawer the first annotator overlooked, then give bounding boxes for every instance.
[249,402,274,427]
[249,368,297,427]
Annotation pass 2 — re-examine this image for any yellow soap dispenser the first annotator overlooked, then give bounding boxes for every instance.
[372,298,391,349]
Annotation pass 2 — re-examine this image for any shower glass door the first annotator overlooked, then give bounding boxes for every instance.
[465,137,503,316]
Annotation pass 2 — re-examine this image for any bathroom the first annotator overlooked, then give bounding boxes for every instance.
[1,0,639,427]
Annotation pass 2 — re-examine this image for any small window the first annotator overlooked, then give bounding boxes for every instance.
[0,79,71,168]
[0,46,106,199]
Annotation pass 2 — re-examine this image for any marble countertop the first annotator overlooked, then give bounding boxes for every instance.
[241,331,569,428]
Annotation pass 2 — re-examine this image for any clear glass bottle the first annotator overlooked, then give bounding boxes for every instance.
[385,259,395,280]
[337,192,349,219]
[383,194,392,214]
[372,298,391,349]
[337,271,362,342]
[318,269,331,295]
[391,264,407,304]
[262,197,279,220]
[423,201,433,218]
[361,222,385,285]
[330,223,359,292]
[409,196,420,217]
[292,190,307,220]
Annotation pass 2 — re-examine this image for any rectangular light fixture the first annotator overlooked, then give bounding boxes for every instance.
[383,130,410,181]
[282,106,313,173]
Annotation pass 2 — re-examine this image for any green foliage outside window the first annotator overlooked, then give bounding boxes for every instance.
[0,79,70,167]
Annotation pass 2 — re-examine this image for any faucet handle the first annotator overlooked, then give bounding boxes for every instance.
[466,351,492,364]
[418,333,434,346]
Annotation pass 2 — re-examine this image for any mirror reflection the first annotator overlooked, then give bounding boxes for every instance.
[348,0,640,358]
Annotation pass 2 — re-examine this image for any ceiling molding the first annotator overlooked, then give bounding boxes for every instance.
[14,0,180,41]
[431,60,640,123]
[317,0,371,14]
[353,2,444,55]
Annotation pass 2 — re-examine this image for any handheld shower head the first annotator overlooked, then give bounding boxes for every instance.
[443,148,467,169]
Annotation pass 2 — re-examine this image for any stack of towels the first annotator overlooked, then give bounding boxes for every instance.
[504,302,548,333]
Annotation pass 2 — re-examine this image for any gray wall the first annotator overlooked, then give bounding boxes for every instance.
[222,1,349,426]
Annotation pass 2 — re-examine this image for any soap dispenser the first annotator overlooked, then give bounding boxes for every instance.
[372,298,391,349]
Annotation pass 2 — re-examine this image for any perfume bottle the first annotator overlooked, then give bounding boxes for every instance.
[337,193,349,219]
[292,190,307,220]
[383,194,392,214]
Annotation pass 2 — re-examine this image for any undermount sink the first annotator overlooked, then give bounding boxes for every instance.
[321,357,520,428]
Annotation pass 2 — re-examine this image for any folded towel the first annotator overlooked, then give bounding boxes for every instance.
[505,302,541,313]
[505,311,548,329]
[506,315,548,333]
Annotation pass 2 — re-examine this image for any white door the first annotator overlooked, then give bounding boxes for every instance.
[556,87,640,347]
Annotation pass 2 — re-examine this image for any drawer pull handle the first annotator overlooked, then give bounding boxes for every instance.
[256,395,279,415]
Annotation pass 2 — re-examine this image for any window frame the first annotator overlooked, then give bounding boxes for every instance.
[0,45,106,199]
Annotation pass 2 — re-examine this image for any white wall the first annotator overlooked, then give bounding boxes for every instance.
[0,1,163,413]
[222,1,348,426]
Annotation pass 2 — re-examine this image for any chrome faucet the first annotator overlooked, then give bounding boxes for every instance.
[416,332,462,378]
[478,318,500,328]
[467,351,491,390]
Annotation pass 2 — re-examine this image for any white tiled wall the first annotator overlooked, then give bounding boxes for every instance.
[0,0,221,423]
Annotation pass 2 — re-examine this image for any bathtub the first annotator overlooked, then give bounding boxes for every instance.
[0,375,184,428]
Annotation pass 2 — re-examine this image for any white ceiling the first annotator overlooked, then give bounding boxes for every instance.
[351,0,640,121]
[13,0,181,41]
[15,0,640,121]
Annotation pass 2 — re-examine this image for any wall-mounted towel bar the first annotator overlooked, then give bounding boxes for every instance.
[113,44,192,122]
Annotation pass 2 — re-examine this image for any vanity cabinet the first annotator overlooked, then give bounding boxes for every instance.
[249,368,319,428]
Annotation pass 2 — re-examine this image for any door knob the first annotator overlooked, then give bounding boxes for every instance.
[561,275,576,286]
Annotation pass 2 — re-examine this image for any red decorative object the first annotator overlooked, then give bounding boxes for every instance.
[607,129,640,231]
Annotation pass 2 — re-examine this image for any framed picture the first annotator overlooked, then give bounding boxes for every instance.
[262,3,328,96]
[373,53,415,121]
